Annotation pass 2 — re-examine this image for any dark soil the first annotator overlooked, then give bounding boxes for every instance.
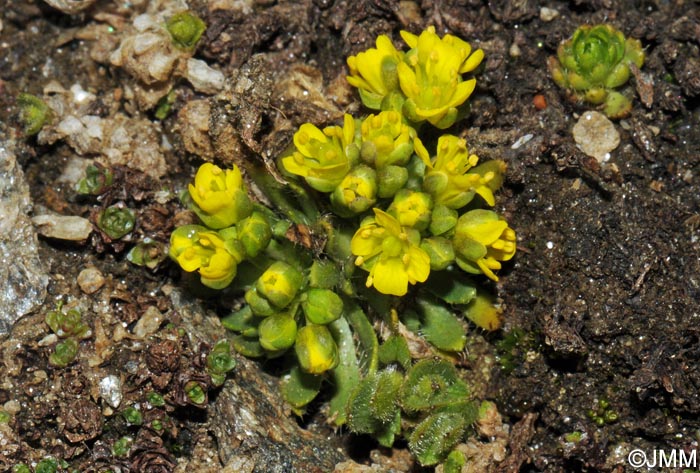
[1,0,699,472]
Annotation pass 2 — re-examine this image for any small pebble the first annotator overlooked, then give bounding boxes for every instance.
[3,400,21,415]
[132,306,165,339]
[32,214,93,241]
[540,7,559,22]
[572,111,620,163]
[77,267,105,294]
[99,375,123,409]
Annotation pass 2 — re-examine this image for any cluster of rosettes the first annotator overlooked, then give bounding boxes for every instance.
[548,24,645,118]
[281,115,516,297]
[169,163,271,289]
[346,26,484,129]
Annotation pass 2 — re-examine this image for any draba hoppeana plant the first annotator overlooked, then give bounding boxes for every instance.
[170,27,516,468]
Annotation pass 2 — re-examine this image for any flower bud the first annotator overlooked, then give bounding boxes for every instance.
[295,325,339,374]
[376,165,409,198]
[237,211,272,258]
[244,287,277,317]
[166,11,206,51]
[258,315,298,352]
[302,289,344,325]
[17,93,50,136]
[359,111,415,168]
[453,209,516,281]
[188,163,253,229]
[388,189,433,231]
[256,261,304,309]
[429,204,458,236]
[420,237,455,270]
[331,165,377,217]
[98,205,136,240]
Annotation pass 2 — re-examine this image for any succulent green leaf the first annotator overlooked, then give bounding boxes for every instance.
[408,409,470,466]
[328,316,361,425]
[400,359,470,413]
[424,271,477,305]
[378,335,412,370]
[281,365,323,409]
[417,298,467,352]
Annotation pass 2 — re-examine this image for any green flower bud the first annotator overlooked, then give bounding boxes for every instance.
[166,11,206,50]
[359,111,415,168]
[388,189,433,231]
[98,206,136,240]
[17,93,50,136]
[258,315,298,352]
[295,325,339,374]
[34,458,58,473]
[146,392,165,407]
[184,380,206,405]
[0,409,11,423]
[255,262,304,309]
[46,303,90,339]
[302,288,343,325]
[237,211,272,258]
[49,338,79,368]
[376,165,409,198]
[331,165,377,217]
[76,164,113,195]
[127,238,167,269]
[429,204,458,236]
[420,237,455,270]
[244,287,277,317]
[112,437,134,457]
[121,406,143,426]
[206,340,236,386]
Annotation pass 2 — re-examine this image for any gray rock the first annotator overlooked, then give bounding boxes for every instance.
[0,145,48,334]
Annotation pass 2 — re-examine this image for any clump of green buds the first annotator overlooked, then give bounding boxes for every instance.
[98,205,136,240]
[17,93,50,136]
[77,164,113,196]
[548,24,645,118]
[127,238,167,269]
[165,11,206,50]
[206,340,237,386]
[45,303,91,368]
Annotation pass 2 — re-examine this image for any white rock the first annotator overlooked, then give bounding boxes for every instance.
[572,111,620,163]
[132,306,165,339]
[77,267,105,294]
[540,7,559,22]
[32,214,93,241]
[99,375,123,408]
[186,59,225,94]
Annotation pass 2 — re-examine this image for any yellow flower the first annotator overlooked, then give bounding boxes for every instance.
[453,210,516,281]
[330,165,377,217]
[415,135,504,210]
[398,26,484,129]
[359,111,415,169]
[281,114,358,192]
[188,163,252,229]
[347,35,403,110]
[169,225,242,289]
[351,208,430,296]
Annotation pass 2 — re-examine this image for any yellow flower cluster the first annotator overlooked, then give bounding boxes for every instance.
[347,26,484,129]
[170,163,271,289]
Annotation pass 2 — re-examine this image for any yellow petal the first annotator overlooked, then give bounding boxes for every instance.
[400,30,418,49]
[460,48,484,74]
[372,257,408,296]
[405,246,430,283]
[373,208,402,236]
